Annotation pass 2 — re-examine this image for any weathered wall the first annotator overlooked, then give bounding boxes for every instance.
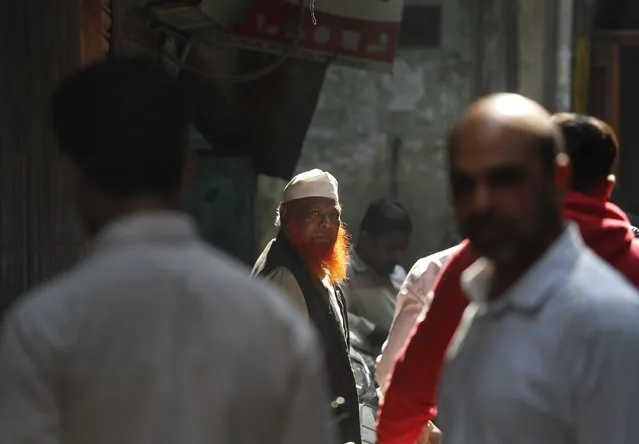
[258,0,476,268]
[0,0,88,311]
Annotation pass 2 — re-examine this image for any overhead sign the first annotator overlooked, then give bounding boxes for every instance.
[214,0,405,72]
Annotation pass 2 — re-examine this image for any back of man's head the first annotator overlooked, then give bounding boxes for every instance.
[359,198,412,237]
[551,113,618,195]
[51,57,187,198]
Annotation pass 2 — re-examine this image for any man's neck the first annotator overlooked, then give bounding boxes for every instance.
[353,244,384,278]
[354,244,365,263]
[87,196,177,238]
[487,224,563,301]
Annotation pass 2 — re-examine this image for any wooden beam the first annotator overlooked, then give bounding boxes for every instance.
[595,30,639,46]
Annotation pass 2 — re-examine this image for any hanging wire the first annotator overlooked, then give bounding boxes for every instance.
[157,0,314,83]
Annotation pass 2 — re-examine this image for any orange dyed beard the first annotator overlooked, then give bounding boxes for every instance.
[287,223,350,285]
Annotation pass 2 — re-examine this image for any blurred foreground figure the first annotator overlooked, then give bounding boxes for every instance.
[253,169,361,444]
[378,111,639,444]
[378,94,639,444]
[0,58,337,444]
[377,112,639,417]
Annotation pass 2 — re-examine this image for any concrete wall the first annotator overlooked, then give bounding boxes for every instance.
[518,0,550,105]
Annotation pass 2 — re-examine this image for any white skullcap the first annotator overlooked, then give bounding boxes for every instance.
[282,169,339,203]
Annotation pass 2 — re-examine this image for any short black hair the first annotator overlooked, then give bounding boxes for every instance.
[359,198,412,236]
[551,113,617,194]
[51,57,187,197]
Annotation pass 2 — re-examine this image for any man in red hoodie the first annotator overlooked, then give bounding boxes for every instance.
[555,112,639,284]
[377,109,639,444]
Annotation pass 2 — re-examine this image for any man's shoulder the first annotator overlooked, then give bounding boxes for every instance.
[560,249,639,330]
[263,265,303,288]
[410,244,462,275]
[264,264,294,278]
[163,243,308,321]
[569,248,638,293]
[4,246,321,377]
[8,242,304,333]
[3,265,82,341]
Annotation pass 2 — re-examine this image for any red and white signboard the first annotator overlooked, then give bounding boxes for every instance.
[212,0,405,72]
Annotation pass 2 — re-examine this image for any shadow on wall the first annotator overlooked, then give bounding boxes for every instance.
[183,154,257,265]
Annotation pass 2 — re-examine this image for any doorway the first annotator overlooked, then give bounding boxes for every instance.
[588,31,639,219]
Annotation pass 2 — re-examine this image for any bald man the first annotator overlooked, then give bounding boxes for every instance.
[379,94,639,444]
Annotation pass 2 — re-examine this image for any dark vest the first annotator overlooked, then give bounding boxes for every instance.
[253,232,361,444]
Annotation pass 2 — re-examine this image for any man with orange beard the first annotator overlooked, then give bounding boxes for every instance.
[253,169,360,444]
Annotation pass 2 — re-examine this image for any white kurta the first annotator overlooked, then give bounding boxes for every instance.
[0,212,337,444]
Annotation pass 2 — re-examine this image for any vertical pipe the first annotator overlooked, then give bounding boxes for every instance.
[503,0,519,92]
[572,0,596,114]
[471,0,484,98]
[555,0,575,111]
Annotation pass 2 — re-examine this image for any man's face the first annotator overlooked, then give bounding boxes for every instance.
[362,230,410,276]
[285,197,341,252]
[282,197,350,283]
[449,126,559,264]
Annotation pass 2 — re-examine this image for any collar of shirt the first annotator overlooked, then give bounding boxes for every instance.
[461,222,585,314]
[89,211,198,254]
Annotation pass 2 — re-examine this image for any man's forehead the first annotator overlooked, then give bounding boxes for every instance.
[450,125,542,172]
[297,197,339,210]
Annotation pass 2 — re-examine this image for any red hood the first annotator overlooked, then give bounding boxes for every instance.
[563,191,639,287]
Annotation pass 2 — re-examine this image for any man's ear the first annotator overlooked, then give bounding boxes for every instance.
[554,152,571,193]
[278,204,289,228]
[605,174,616,199]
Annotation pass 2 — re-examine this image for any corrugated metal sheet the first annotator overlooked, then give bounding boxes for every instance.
[0,0,85,312]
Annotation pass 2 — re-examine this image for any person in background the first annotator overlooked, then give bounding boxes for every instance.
[553,112,639,285]
[344,198,412,350]
[252,169,361,444]
[378,95,639,444]
[0,58,337,444]
[375,244,459,390]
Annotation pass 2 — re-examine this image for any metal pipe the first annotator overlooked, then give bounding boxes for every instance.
[555,0,575,111]
[503,0,519,92]
[572,0,598,113]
